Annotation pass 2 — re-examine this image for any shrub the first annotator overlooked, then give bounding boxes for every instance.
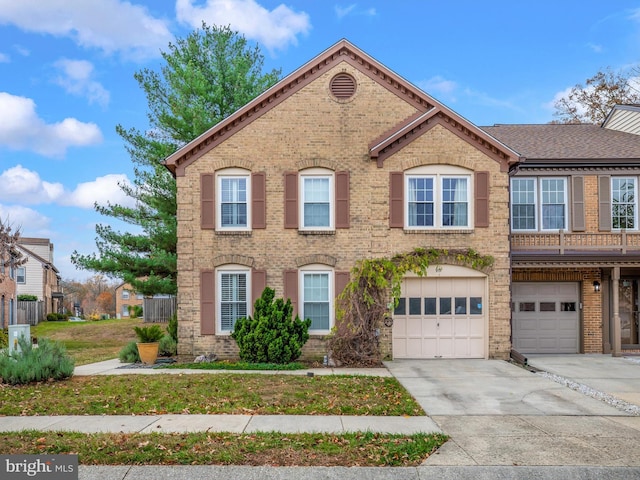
[118,341,140,363]
[159,335,177,356]
[128,305,143,318]
[134,324,164,343]
[0,337,74,385]
[17,294,38,301]
[0,329,7,350]
[167,313,178,342]
[231,287,311,364]
[46,313,68,322]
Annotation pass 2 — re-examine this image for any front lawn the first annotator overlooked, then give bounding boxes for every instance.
[0,374,424,416]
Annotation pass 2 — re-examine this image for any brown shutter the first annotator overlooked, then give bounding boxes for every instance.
[335,171,350,228]
[335,271,350,297]
[599,175,611,232]
[284,172,298,229]
[571,176,585,232]
[389,172,404,228]
[475,171,490,228]
[252,172,266,229]
[200,269,215,335]
[284,269,298,318]
[251,268,267,314]
[201,174,215,229]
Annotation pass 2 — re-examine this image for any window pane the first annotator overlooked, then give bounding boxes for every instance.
[470,297,482,315]
[220,273,247,331]
[541,178,566,230]
[303,273,330,330]
[612,177,636,229]
[424,297,436,315]
[303,178,330,227]
[220,177,247,227]
[442,178,468,227]
[408,177,434,226]
[440,297,451,315]
[454,297,466,314]
[394,298,406,315]
[511,179,536,230]
[409,297,421,315]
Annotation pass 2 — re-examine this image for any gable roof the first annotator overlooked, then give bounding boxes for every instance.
[481,124,640,167]
[164,39,520,176]
[16,244,59,274]
[602,104,640,135]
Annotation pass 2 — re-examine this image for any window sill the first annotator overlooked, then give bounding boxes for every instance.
[299,230,335,236]
[403,228,474,234]
[215,231,252,237]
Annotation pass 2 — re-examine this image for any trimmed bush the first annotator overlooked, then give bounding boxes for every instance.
[46,313,68,322]
[0,337,74,385]
[128,305,143,318]
[17,294,37,301]
[231,287,311,364]
[159,335,177,357]
[118,341,140,363]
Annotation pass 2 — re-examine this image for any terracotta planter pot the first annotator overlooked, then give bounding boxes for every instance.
[136,342,159,365]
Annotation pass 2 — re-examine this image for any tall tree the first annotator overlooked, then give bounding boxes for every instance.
[553,68,640,124]
[72,24,281,295]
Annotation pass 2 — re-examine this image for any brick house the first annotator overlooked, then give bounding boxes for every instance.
[485,118,640,356]
[0,255,17,329]
[114,282,144,319]
[165,40,520,361]
[16,238,62,318]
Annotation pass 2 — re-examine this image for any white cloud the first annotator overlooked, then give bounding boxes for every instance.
[0,204,51,235]
[418,75,458,101]
[0,92,103,157]
[0,165,64,204]
[61,174,136,209]
[53,59,110,107]
[334,4,376,19]
[0,0,172,60]
[587,42,604,53]
[176,0,311,51]
[335,4,356,19]
[0,52,9,63]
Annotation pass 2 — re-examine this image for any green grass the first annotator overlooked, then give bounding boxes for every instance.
[0,431,447,466]
[162,360,307,370]
[0,374,424,416]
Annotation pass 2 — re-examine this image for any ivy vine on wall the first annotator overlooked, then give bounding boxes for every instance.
[326,248,494,367]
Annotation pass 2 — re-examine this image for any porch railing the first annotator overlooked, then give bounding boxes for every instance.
[510,231,640,254]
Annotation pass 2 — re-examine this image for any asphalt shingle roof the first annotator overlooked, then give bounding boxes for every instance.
[481,124,640,160]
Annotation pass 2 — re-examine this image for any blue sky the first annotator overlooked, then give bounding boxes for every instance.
[1,0,640,281]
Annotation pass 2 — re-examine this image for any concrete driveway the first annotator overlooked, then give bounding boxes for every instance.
[385,358,640,467]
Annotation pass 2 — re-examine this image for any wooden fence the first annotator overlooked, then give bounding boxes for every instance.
[17,301,44,325]
[143,297,176,323]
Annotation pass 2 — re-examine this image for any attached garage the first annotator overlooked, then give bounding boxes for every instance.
[512,282,580,354]
[392,267,487,359]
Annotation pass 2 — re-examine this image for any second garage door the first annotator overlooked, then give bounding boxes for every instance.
[512,282,580,354]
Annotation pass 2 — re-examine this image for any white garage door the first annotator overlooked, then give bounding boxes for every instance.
[512,282,579,354]
[393,276,486,359]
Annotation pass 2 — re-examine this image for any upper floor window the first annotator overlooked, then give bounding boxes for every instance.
[612,177,637,230]
[405,167,471,229]
[217,267,250,333]
[511,177,567,231]
[217,170,250,230]
[122,289,130,300]
[136,293,144,300]
[16,267,25,284]
[300,267,333,333]
[300,170,333,230]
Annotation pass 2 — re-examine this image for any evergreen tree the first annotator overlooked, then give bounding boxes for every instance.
[72,24,281,295]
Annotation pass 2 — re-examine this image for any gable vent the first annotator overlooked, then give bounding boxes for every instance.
[330,73,356,100]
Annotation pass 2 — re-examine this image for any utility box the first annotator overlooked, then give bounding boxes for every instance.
[8,324,31,355]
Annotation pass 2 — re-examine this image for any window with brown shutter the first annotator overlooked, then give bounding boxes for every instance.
[252,172,266,229]
[335,271,350,297]
[572,176,585,232]
[283,269,298,317]
[252,268,267,313]
[474,171,489,228]
[599,175,611,232]
[389,172,404,228]
[201,174,215,229]
[200,270,215,335]
[284,172,298,229]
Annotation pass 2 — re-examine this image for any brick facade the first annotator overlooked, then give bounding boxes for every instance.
[170,42,516,362]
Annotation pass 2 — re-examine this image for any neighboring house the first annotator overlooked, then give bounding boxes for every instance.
[165,40,520,361]
[115,283,144,318]
[0,254,17,328]
[483,121,640,356]
[16,238,63,318]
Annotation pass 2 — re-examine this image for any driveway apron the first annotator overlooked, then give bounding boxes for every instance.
[385,359,640,467]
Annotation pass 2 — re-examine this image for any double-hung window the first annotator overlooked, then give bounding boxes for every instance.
[301,269,333,333]
[510,177,567,231]
[405,167,471,229]
[16,267,25,284]
[218,269,249,333]
[217,170,250,230]
[612,177,637,230]
[300,170,333,230]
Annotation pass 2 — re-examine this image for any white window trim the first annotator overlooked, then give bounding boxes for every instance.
[404,165,473,230]
[299,265,334,334]
[16,267,26,284]
[510,177,568,232]
[299,168,334,231]
[216,168,251,231]
[216,265,251,335]
[611,176,638,231]
[122,290,130,300]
